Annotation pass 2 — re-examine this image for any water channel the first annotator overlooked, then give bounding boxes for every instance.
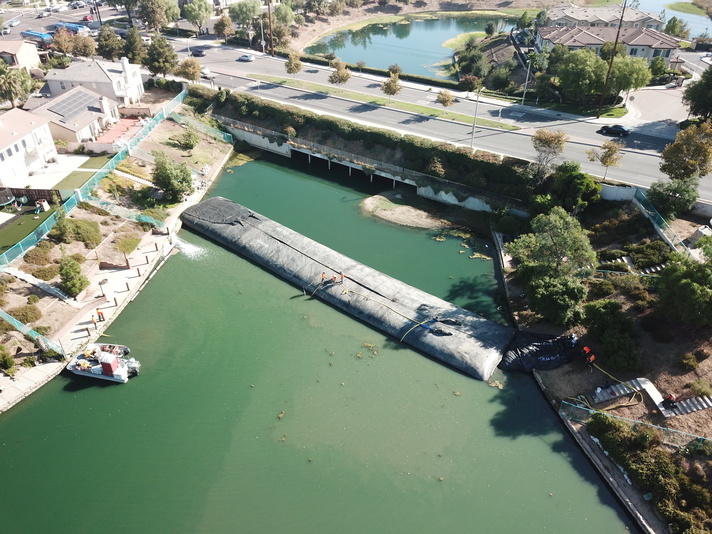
[0,155,637,532]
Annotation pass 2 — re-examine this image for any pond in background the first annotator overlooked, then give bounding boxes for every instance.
[306,16,516,79]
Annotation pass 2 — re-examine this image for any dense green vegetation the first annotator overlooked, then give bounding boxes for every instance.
[587,413,712,533]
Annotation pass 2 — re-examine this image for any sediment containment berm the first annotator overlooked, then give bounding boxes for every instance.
[181,197,516,381]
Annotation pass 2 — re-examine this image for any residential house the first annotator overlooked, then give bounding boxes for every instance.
[44,57,144,106]
[544,4,663,31]
[536,26,679,65]
[32,86,119,144]
[0,108,58,187]
[0,40,42,74]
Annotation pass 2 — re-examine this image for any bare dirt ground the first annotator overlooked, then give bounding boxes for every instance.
[0,112,233,375]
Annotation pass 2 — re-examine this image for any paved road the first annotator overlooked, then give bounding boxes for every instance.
[177,44,712,200]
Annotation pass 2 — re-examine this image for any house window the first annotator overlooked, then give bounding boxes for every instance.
[634,23,639,27]
[7,147,12,156]
[653,49,661,57]
[14,144,19,153]
[22,140,26,148]
[60,82,66,90]
[0,153,4,162]
[665,50,671,57]
[630,48,638,56]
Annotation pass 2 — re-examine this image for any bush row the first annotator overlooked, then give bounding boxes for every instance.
[587,413,712,533]
[188,85,530,201]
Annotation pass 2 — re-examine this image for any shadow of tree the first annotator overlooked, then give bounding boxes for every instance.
[348,103,378,113]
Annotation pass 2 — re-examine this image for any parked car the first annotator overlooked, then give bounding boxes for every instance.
[37,11,52,17]
[88,29,99,36]
[238,54,255,62]
[70,1,86,8]
[7,19,20,27]
[1,28,10,35]
[200,67,214,79]
[52,5,68,11]
[191,48,206,57]
[599,125,631,137]
[82,15,93,21]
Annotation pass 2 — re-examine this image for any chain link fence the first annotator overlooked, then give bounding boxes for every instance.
[634,189,691,257]
[0,309,63,355]
[559,400,710,450]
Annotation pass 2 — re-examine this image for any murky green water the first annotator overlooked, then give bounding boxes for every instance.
[306,17,515,79]
[0,156,635,533]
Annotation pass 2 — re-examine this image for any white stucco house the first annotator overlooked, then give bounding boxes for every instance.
[32,86,120,144]
[543,4,663,31]
[0,108,58,187]
[44,57,144,106]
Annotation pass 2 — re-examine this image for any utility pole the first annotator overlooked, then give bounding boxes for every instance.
[521,59,532,105]
[470,88,482,150]
[266,0,274,56]
[596,0,627,118]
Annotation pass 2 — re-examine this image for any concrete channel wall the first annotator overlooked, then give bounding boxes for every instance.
[181,197,516,381]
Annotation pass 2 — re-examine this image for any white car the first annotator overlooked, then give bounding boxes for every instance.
[1,28,9,35]
[7,19,20,27]
[200,67,214,79]
[238,54,255,62]
[52,5,68,11]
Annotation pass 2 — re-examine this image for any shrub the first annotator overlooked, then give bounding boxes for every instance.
[8,305,42,324]
[69,253,86,264]
[27,295,39,305]
[599,262,629,273]
[24,240,54,266]
[32,264,60,281]
[59,256,89,297]
[179,126,200,150]
[494,215,523,234]
[583,300,640,371]
[51,219,102,248]
[33,325,51,336]
[116,235,141,254]
[625,240,672,269]
[690,379,712,397]
[598,249,626,262]
[78,201,110,216]
[588,279,615,298]
[680,352,699,371]
[0,345,14,372]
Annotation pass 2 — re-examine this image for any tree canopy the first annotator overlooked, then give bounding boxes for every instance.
[659,120,712,180]
[531,128,567,181]
[381,74,402,102]
[682,67,712,120]
[664,16,690,39]
[174,58,202,82]
[138,0,179,30]
[0,63,32,109]
[143,36,178,77]
[609,56,651,96]
[285,53,303,75]
[506,206,596,280]
[213,13,235,43]
[328,60,351,87]
[123,27,148,64]
[184,0,213,36]
[657,255,712,326]
[152,151,194,201]
[229,0,261,28]
[587,139,624,181]
[557,48,606,103]
[97,25,124,60]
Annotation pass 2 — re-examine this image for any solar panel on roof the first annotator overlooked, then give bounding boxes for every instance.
[47,89,97,124]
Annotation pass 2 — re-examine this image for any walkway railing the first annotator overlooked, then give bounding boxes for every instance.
[559,400,710,450]
[0,89,186,266]
[634,189,691,257]
[215,115,527,207]
[0,309,63,355]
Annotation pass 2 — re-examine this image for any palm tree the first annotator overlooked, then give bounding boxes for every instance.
[0,64,32,108]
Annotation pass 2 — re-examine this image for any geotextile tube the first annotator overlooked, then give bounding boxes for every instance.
[181,197,516,381]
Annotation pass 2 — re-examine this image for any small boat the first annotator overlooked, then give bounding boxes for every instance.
[66,344,140,384]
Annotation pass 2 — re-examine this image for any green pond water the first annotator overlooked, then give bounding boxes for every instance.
[0,156,636,533]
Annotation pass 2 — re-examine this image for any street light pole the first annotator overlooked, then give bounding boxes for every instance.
[521,59,531,105]
[470,88,482,150]
[260,17,265,54]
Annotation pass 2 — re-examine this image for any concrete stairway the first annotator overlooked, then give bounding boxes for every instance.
[587,377,712,419]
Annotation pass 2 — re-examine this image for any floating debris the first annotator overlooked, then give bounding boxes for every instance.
[329,361,334,366]
[461,242,470,249]
[459,250,465,254]
[432,235,447,242]
[469,252,490,260]
[488,379,504,390]
[453,390,461,396]
[439,476,444,482]
[278,410,286,420]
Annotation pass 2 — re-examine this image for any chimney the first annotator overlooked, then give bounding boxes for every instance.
[98,96,112,116]
[120,57,131,84]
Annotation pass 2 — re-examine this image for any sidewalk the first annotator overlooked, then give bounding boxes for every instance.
[0,148,233,414]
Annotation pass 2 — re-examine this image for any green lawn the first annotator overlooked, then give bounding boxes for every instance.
[0,208,55,254]
[80,155,113,169]
[54,155,113,192]
[666,1,707,15]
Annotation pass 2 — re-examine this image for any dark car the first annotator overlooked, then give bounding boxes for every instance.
[191,49,206,57]
[599,125,631,137]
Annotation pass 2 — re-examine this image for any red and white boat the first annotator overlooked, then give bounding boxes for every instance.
[66,344,140,384]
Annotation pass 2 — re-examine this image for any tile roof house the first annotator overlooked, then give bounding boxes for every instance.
[32,86,120,144]
[0,108,58,188]
[536,26,679,65]
[44,57,144,106]
[0,40,42,74]
[544,4,663,31]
